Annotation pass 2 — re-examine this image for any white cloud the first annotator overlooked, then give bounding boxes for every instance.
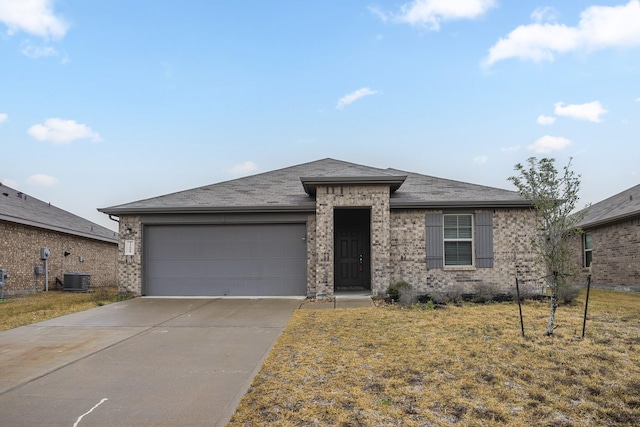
[0,112,7,125]
[336,88,378,110]
[527,135,572,153]
[0,0,69,39]
[230,161,258,176]
[554,101,607,122]
[484,0,640,66]
[27,174,58,187]
[636,97,640,102]
[28,118,102,144]
[530,7,559,24]
[368,6,390,23]
[501,145,520,152]
[473,155,488,164]
[21,42,59,59]
[1,178,17,188]
[537,115,556,125]
[374,0,496,30]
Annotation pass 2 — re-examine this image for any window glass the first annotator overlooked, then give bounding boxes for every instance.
[443,214,473,266]
[445,241,473,265]
[444,215,472,239]
[584,233,593,267]
[584,233,592,250]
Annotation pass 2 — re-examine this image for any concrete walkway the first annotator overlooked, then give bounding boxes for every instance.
[0,295,373,426]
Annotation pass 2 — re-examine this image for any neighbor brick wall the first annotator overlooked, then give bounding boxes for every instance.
[574,216,640,290]
[0,220,118,294]
[389,208,544,295]
[116,215,143,295]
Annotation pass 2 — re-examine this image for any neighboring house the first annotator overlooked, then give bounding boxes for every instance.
[574,184,640,291]
[99,158,542,297]
[0,184,118,294]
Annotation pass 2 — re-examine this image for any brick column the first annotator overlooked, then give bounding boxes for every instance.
[118,215,143,295]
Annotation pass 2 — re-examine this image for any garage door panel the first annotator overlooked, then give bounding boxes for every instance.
[145,224,306,296]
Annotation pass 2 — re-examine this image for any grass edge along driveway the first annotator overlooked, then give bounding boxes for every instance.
[0,287,127,332]
[230,289,640,427]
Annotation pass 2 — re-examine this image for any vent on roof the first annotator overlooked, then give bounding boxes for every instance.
[2,193,8,197]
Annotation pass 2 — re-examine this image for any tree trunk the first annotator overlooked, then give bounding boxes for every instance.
[546,291,558,336]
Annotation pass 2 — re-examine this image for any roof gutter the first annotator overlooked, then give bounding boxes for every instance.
[579,211,640,230]
[0,214,119,244]
[98,204,318,216]
[390,200,535,209]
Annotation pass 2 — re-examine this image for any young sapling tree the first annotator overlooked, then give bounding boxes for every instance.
[508,157,587,336]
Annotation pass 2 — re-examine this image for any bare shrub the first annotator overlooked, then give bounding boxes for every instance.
[558,283,581,305]
[445,286,465,304]
[472,282,500,303]
[387,281,411,302]
[515,281,540,300]
[398,286,418,306]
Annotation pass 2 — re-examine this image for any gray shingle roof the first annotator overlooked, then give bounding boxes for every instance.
[0,184,118,243]
[99,158,531,214]
[578,183,640,228]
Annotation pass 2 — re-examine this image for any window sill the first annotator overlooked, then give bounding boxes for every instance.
[443,266,477,271]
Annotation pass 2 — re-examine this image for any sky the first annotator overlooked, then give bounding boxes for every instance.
[1,0,639,232]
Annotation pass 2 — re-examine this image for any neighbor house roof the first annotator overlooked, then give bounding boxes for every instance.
[0,184,118,243]
[578,183,640,229]
[99,158,532,215]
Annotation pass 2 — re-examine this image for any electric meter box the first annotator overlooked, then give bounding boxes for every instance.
[40,247,50,260]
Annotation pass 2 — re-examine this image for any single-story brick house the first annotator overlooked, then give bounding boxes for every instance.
[574,183,640,291]
[0,184,118,294]
[99,158,543,297]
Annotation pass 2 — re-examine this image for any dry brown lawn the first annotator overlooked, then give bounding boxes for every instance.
[230,289,640,426]
[0,286,126,332]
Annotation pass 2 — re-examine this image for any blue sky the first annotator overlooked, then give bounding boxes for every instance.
[1,0,639,232]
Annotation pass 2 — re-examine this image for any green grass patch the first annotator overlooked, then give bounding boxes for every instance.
[230,289,640,426]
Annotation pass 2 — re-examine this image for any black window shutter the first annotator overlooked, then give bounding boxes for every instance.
[426,213,443,268]
[475,211,494,268]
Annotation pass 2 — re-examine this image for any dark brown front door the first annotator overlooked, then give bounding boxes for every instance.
[334,209,370,290]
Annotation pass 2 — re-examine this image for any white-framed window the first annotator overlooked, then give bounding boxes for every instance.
[583,233,592,268]
[443,214,473,266]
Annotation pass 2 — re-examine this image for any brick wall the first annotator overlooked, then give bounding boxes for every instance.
[574,217,640,290]
[0,220,117,294]
[112,205,546,297]
[306,213,317,296]
[314,185,390,296]
[389,208,544,295]
[116,215,143,295]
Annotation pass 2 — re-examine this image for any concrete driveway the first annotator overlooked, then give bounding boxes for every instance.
[0,297,302,426]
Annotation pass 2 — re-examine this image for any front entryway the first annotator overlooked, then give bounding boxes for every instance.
[334,209,371,291]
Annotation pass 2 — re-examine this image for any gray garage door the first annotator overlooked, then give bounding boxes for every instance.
[144,224,307,296]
